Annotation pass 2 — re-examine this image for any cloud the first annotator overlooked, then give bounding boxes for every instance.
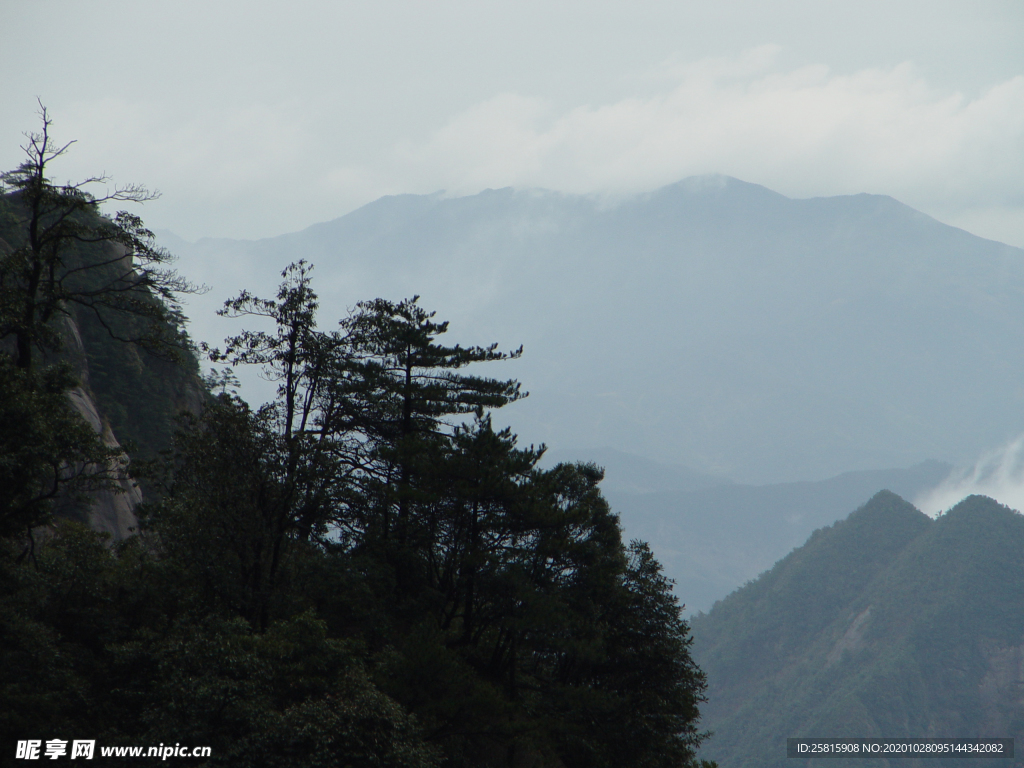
[18,47,1021,244]
[61,97,314,201]
[388,48,1024,241]
[915,436,1024,517]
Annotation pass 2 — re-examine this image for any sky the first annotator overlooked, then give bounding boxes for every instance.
[1,1,1023,246]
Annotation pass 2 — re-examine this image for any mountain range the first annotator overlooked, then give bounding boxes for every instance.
[162,176,1024,486]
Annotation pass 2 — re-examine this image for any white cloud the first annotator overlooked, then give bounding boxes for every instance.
[12,47,1021,245]
[916,436,1024,517]
[384,49,1024,243]
[60,97,314,200]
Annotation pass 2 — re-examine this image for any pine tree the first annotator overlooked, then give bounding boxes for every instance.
[335,296,525,551]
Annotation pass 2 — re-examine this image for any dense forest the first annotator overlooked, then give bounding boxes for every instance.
[0,112,711,766]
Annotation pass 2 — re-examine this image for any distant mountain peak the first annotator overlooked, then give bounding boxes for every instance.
[169,176,1024,487]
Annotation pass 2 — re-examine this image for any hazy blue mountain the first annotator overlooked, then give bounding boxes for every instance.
[605,459,951,614]
[690,492,1024,768]
[538,446,731,495]
[163,176,1024,483]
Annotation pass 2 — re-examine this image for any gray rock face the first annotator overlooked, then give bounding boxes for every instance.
[67,385,142,541]
[58,308,146,543]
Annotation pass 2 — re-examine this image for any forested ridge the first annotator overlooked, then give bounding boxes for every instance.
[691,492,1024,768]
[0,113,711,766]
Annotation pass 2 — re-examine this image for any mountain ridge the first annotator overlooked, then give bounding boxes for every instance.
[691,492,1024,767]
[607,460,951,613]
[163,175,966,247]
[162,175,1024,484]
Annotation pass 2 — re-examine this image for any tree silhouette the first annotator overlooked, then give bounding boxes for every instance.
[0,102,197,371]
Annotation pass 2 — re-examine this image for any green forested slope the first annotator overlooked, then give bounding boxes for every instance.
[691,493,1024,768]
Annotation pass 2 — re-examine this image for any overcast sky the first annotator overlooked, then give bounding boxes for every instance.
[2,1,1022,246]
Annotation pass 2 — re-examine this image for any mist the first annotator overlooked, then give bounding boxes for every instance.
[167,179,1024,485]
[2,3,1022,246]
[915,435,1024,516]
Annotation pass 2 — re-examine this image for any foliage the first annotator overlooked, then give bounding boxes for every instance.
[0,348,123,540]
[0,113,709,766]
[0,523,438,768]
[0,106,203,539]
[2,262,708,767]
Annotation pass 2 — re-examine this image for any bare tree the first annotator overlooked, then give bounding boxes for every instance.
[0,102,200,371]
